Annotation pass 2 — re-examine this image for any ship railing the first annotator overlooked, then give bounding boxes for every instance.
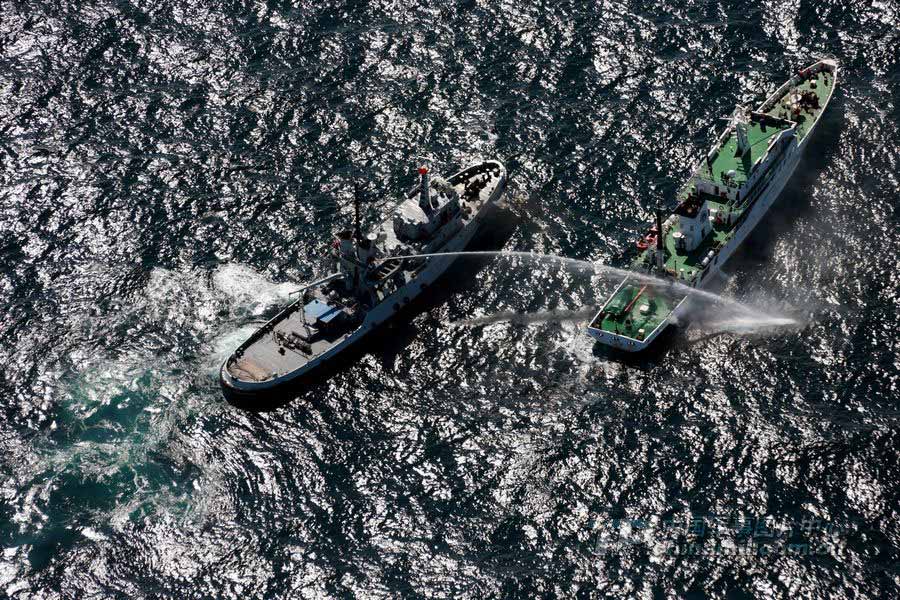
[371,259,406,291]
[759,59,835,113]
[591,277,632,328]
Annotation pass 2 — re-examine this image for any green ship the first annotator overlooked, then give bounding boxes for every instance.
[589,59,838,351]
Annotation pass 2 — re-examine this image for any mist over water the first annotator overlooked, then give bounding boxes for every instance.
[1,0,897,598]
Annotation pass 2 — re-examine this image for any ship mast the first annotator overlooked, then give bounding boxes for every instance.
[352,182,362,291]
[655,206,664,271]
[724,105,751,157]
[735,120,750,156]
[353,182,362,246]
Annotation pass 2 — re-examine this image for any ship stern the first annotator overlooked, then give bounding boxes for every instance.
[588,279,686,352]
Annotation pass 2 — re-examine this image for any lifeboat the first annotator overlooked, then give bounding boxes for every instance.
[636,223,660,251]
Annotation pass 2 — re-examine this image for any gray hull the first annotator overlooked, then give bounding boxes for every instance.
[220,161,506,402]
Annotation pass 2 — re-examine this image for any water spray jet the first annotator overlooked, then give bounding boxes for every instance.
[377,250,800,333]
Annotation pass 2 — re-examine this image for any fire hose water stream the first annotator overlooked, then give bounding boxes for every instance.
[376,250,802,334]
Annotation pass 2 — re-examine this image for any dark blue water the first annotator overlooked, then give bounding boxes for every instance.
[1,1,898,597]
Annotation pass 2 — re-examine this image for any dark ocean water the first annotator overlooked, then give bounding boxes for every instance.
[1,0,898,597]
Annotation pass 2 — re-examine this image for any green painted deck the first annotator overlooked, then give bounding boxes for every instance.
[701,120,789,186]
[595,282,680,340]
[596,199,735,338]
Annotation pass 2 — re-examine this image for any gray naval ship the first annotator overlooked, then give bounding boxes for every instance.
[220,160,506,403]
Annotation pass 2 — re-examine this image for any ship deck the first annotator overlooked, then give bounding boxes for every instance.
[764,68,835,140]
[592,282,682,341]
[228,303,355,382]
[701,120,790,186]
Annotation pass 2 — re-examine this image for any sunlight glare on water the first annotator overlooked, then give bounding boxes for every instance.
[0,0,897,597]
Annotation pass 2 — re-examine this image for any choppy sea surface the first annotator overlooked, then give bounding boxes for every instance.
[1,1,898,597]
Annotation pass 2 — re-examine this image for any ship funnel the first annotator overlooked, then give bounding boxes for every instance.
[418,166,432,213]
